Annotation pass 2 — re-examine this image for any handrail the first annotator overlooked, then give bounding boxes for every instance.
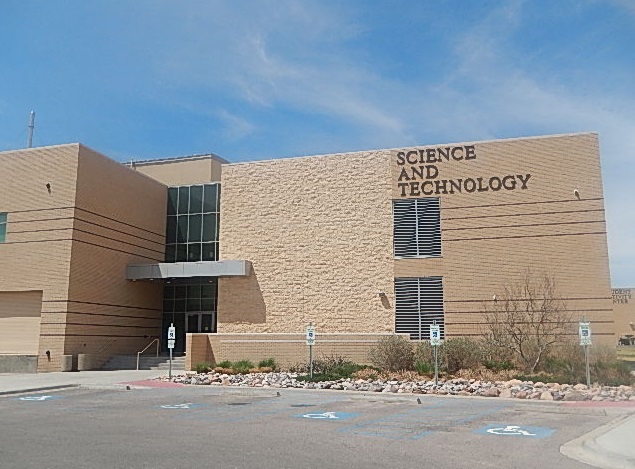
[136,338,160,370]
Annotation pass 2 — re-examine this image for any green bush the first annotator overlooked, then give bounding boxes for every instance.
[217,360,233,369]
[529,342,634,386]
[369,336,415,371]
[415,360,434,375]
[483,359,515,371]
[444,337,483,373]
[232,360,255,374]
[258,358,277,371]
[297,355,364,382]
[194,362,214,373]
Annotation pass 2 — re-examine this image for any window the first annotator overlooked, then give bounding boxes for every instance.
[0,213,6,243]
[394,276,444,340]
[165,184,220,262]
[393,198,441,258]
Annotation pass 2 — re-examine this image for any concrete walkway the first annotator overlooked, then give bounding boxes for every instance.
[0,370,177,394]
[561,412,635,469]
[1,370,633,468]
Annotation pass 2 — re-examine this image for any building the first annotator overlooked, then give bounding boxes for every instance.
[0,132,615,372]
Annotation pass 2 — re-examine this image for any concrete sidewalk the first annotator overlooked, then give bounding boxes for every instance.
[0,370,175,395]
[1,370,633,468]
[561,412,635,469]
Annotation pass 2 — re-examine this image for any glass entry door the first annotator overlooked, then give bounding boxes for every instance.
[186,313,216,333]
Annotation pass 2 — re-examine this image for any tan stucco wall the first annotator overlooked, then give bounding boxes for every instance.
[218,133,613,343]
[613,288,635,339]
[218,150,395,334]
[131,155,224,186]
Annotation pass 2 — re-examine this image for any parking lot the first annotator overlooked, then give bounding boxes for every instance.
[0,385,624,469]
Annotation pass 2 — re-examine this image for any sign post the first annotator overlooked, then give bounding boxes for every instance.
[306,323,316,378]
[167,324,176,380]
[579,320,591,389]
[430,322,441,386]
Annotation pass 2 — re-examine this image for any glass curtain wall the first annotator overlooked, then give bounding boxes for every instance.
[162,183,220,353]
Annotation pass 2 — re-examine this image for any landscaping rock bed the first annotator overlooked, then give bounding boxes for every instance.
[160,372,635,402]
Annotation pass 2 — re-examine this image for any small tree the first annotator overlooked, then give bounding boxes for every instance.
[484,271,571,373]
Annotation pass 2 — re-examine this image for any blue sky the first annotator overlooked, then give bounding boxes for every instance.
[1,0,634,285]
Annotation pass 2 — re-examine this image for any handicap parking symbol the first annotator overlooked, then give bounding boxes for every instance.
[160,403,199,409]
[18,395,61,402]
[299,411,359,420]
[476,424,554,438]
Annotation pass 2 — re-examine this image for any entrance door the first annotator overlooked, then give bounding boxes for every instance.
[186,313,217,333]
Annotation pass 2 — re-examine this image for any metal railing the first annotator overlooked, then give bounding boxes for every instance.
[136,338,160,370]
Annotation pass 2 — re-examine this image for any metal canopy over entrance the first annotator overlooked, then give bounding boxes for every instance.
[126,260,251,281]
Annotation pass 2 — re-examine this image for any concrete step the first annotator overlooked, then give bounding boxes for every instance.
[102,355,186,371]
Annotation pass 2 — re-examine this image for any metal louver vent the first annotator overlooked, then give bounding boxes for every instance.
[394,276,444,340]
[393,198,441,258]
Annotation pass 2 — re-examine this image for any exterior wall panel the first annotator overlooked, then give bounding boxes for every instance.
[64,146,168,359]
[0,144,80,370]
[131,156,224,186]
[219,151,395,334]
[0,291,43,355]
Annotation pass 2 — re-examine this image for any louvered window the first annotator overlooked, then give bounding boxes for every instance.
[393,198,441,258]
[394,276,444,340]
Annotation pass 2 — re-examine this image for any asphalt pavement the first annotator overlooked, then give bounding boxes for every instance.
[0,370,633,469]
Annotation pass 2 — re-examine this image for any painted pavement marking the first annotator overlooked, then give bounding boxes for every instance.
[476,424,555,438]
[299,411,359,420]
[17,395,63,401]
[338,400,508,440]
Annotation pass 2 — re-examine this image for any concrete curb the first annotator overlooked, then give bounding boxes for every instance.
[0,384,81,396]
[560,413,635,469]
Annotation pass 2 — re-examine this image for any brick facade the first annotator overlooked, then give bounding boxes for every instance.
[0,133,618,371]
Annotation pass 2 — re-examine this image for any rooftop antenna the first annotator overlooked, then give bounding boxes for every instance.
[27,110,35,148]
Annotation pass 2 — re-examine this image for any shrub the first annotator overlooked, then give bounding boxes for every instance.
[298,355,364,382]
[483,359,515,371]
[529,342,634,386]
[194,362,214,373]
[369,336,415,371]
[415,360,433,375]
[444,337,483,373]
[352,367,379,381]
[217,360,233,369]
[232,360,255,374]
[258,358,277,371]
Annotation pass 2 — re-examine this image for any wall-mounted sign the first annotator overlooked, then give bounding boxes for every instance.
[612,288,631,304]
[395,145,531,197]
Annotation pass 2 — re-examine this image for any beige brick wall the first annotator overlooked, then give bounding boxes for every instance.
[219,151,395,334]
[65,145,168,359]
[613,288,635,339]
[0,144,80,370]
[217,133,613,344]
[392,133,613,343]
[0,144,169,371]
[186,333,405,370]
